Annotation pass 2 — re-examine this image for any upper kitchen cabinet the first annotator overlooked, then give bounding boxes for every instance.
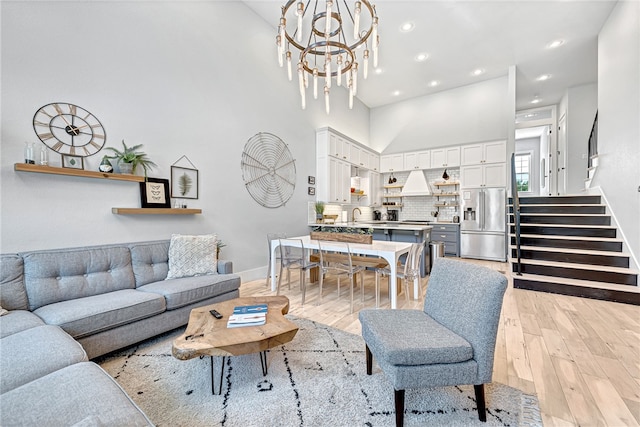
[317,127,379,171]
[461,140,506,165]
[380,154,404,172]
[460,163,507,188]
[430,146,460,168]
[404,150,431,170]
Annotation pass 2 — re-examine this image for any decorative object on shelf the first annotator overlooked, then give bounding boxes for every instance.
[308,187,316,195]
[105,140,157,176]
[170,156,199,199]
[62,154,84,170]
[139,178,171,208]
[442,169,450,180]
[99,156,113,173]
[276,0,380,113]
[33,103,106,156]
[388,173,397,184]
[314,201,325,223]
[39,146,48,166]
[241,132,296,208]
[308,176,315,185]
[24,142,35,164]
[310,226,374,244]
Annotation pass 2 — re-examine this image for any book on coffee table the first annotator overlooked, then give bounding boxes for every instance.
[227,304,268,328]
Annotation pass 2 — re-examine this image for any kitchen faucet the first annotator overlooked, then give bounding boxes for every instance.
[352,207,362,222]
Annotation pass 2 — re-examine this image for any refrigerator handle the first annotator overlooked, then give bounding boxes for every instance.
[480,191,485,230]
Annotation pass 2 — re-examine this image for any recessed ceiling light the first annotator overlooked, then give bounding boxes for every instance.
[429,80,440,87]
[400,22,415,32]
[392,90,401,96]
[531,97,541,104]
[414,53,429,62]
[537,74,551,81]
[471,68,485,76]
[374,68,383,75]
[547,40,564,49]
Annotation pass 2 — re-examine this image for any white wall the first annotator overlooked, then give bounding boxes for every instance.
[0,1,370,277]
[558,83,598,194]
[369,77,510,154]
[595,0,640,261]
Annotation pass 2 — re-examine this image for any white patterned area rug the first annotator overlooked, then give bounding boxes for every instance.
[97,316,541,427]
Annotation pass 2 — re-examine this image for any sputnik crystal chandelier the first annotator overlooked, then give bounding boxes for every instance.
[276,0,379,114]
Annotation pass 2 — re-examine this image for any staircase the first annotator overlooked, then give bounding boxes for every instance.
[509,195,639,305]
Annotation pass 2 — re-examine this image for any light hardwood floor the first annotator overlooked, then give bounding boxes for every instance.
[240,259,640,427]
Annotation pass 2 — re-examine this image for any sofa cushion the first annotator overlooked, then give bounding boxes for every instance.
[0,362,153,426]
[137,273,240,310]
[360,309,473,366]
[22,245,135,311]
[129,240,170,287]
[0,310,45,338]
[34,289,166,339]
[1,324,88,393]
[0,254,29,310]
[166,234,218,279]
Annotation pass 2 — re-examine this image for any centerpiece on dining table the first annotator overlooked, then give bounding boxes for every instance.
[309,226,374,244]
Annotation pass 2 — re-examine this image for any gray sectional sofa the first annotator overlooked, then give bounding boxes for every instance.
[0,240,241,426]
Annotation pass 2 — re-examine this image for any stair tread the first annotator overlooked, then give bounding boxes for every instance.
[510,223,616,229]
[509,257,638,274]
[510,233,623,242]
[513,213,609,217]
[512,245,629,257]
[512,273,640,293]
[508,204,606,207]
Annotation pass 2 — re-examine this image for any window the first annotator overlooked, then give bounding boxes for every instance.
[514,152,531,193]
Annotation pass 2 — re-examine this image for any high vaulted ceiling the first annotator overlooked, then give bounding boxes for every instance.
[244,0,617,111]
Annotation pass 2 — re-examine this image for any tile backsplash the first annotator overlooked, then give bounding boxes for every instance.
[382,168,460,222]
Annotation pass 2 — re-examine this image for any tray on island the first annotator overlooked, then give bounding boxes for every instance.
[310,231,373,244]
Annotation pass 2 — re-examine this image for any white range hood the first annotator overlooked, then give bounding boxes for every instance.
[401,170,432,196]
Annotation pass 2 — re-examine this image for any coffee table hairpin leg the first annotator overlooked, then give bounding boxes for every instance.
[211,356,226,395]
[210,352,268,395]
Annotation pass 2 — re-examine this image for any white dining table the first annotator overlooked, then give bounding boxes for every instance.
[270,235,414,309]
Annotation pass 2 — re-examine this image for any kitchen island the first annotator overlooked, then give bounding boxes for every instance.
[308,221,433,276]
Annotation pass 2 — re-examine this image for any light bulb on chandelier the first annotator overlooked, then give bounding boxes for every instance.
[276,0,380,114]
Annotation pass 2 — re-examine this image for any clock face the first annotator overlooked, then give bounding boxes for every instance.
[33,102,106,157]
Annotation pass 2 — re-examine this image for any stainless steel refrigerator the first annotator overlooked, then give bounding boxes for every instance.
[460,187,506,261]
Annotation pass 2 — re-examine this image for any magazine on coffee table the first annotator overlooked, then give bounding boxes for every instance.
[227,304,268,328]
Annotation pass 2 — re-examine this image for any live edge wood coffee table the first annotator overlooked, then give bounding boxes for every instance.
[172,296,298,395]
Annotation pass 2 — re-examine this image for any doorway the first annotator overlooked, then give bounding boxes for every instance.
[516,106,561,196]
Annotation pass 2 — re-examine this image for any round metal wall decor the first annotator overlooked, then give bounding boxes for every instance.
[241,132,296,208]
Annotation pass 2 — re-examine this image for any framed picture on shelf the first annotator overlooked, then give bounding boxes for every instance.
[171,166,199,199]
[140,178,171,208]
[62,155,84,170]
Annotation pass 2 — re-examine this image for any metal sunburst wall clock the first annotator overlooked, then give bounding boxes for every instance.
[241,132,296,208]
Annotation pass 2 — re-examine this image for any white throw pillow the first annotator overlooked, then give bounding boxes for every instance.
[0,306,9,316]
[166,234,218,279]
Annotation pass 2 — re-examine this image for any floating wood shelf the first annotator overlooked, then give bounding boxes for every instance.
[15,163,144,182]
[433,182,460,186]
[112,208,202,215]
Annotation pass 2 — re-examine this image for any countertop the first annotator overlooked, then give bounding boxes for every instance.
[309,221,434,231]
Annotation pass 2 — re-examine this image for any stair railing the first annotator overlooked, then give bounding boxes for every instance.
[511,153,523,276]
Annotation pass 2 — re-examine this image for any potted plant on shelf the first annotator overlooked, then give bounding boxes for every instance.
[314,201,325,224]
[104,140,157,176]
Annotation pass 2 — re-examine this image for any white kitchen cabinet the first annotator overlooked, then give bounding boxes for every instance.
[404,150,431,170]
[368,171,382,206]
[328,132,351,161]
[430,146,460,168]
[329,157,351,203]
[461,140,506,165]
[380,154,404,172]
[369,153,380,172]
[460,163,506,188]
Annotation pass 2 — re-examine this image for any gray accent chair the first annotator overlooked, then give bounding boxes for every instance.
[359,258,507,427]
